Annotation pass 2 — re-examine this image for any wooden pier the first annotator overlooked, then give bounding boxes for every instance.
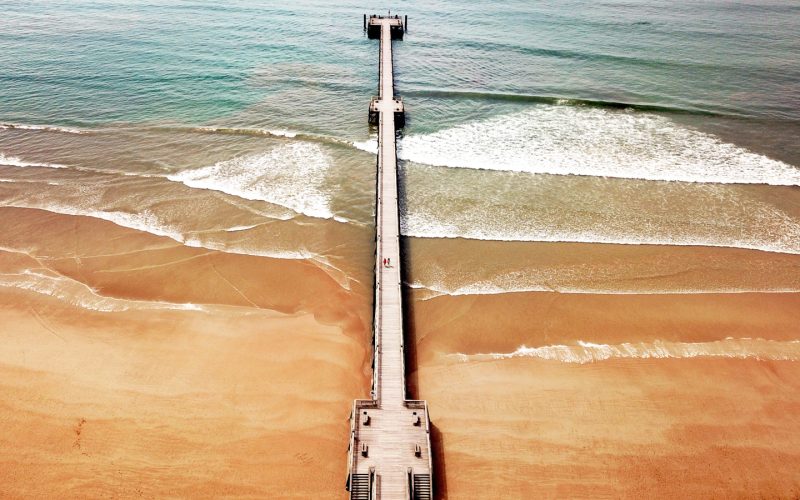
[346,15,434,500]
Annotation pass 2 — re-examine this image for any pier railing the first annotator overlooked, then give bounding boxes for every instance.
[349,15,432,499]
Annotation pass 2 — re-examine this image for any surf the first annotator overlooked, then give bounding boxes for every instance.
[0,122,86,134]
[166,142,340,221]
[392,105,800,186]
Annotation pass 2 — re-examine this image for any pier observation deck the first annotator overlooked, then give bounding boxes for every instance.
[346,14,434,500]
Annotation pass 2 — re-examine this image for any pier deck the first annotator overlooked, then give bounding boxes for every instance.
[347,15,433,500]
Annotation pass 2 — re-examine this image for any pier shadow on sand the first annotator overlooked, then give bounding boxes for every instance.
[400,210,449,499]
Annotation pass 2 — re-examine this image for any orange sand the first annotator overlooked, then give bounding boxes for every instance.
[408,290,800,360]
[418,356,800,498]
[0,207,369,498]
[409,279,800,497]
[3,206,800,498]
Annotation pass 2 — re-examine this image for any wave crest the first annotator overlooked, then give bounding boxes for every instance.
[190,126,298,139]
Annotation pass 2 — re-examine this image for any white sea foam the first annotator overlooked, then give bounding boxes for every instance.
[402,211,800,255]
[0,153,67,169]
[0,122,85,134]
[1,202,354,290]
[192,126,298,138]
[395,106,800,185]
[225,224,261,232]
[409,279,800,299]
[0,269,208,313]
[352,137,378,155]
[167,142,336,220]
[453,338,800,364]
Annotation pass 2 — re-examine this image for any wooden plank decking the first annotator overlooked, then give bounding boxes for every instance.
[347,15,434,500]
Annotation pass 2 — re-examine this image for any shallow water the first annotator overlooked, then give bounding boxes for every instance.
[1,0,799,305]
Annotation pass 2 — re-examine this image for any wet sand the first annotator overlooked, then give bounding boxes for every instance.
[406,239,800,498]
[405,237,800,297]
[409,290,800,359]
[0,207,370,498]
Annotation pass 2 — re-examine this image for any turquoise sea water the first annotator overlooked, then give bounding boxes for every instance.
[1,0,799,294]
[2,1,798,132]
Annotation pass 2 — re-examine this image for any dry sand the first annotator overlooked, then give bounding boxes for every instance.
[0,207,370,498]
[418,356,800,499]
[406,240,800,498]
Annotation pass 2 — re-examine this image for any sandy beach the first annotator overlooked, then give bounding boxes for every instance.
[0,207,371,498]
[3,1,800,496]
[418,356,800,498]
[2,206,800,497]
[406,240,800,498]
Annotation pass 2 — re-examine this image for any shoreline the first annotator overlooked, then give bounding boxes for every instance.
[2,195,799,497]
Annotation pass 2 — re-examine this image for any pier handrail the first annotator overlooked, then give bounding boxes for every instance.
[350,16,432,499]
[345,402,356,486]
[374,112,384,404]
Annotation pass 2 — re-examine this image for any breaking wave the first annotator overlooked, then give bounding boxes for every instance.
[382,105,800,185]
[403,90,729,116]
[0,122,86,134]
[167,142,339,221]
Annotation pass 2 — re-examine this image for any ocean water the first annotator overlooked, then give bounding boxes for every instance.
[1,0,799,297]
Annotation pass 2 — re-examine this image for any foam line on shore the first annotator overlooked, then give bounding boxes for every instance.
[453,338,800,364]
[401,227,800,255]
[0,269,208,313]
[0,153,67,169]
[0,203,353,290]
[408,281,800,299]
